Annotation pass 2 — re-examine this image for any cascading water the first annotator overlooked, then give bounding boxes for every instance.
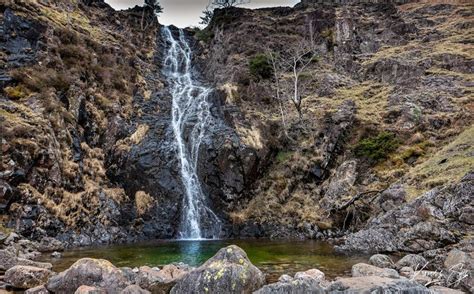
[162,27,221,240]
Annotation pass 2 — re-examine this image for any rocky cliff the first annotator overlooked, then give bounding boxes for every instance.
[0,0,473,251]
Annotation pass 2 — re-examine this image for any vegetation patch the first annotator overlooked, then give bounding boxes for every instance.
[249,54,273,81]
[354,131,400,163]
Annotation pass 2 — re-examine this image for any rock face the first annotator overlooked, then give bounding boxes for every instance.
[171,245,264,294]
[4,265,53,289]
[46,258,130,293]
[338,174,473,253]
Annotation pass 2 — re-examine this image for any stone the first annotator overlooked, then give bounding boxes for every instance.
[120,285,151,294]
[351,263,399,278]
[294,269,325,281]
[51,251,61,258]
[74,285,106,294]
[171,245,265,294]
[255,268,327,293]
[4,266,53,289]
[135,263,192,293]
[24,285,49,294]
[444,249,473,270]
[429,286,465,294]
[327,276,431,293]
[399,266,414,278]
[369,254,395,269]
[396,254,428,270]
[46,258,130,293]
[0,249,52,272]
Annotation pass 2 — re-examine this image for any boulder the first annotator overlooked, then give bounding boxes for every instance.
[75,285,107,294]
[0,249,52,271]
[255,269,326,294]
[120,285,151,294]
[136,264,191,293]
[46,258,130,293]
[4,265,54,289]
[171,245,265,294]
[327,276,431,293]
[399,266,414,278]
[369,254,395,269]
[24,285,50,294]
[444,249,473,270]
[351,263,399,278]
[396,254,428,269]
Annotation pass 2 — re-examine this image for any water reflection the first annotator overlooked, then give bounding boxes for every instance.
[41,239,369,282]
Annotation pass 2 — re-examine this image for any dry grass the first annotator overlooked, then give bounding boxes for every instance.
[404,125,474,199]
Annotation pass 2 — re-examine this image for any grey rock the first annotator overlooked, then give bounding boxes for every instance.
[396,254,428,270]
[51,251,61,259]
[136,264,191,293]
[369,254,395,269]
[429,286,465,294]
[5,265,54,289]
[171,245,264,294]
[46,258,130,293]
[24,285,50,294]
[74,285,107,294]
[326,276,431,293]
[351,263,399,278]
[120,285,151,294]
[444,249,473,270]
[399,266,414,278]
[255,269,326,294]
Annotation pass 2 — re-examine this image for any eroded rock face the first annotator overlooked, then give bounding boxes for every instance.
[46,258,130,293]
[171,245,264,294]
[4,265,53,289]
[337,175,473,253]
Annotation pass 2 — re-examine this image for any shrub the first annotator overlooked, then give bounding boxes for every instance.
[195,29,214,43]
[4,85,28,99]
[249,54,273,81]
[354,131,400,162]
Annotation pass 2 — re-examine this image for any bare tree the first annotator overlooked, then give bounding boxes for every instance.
[201,0,251,25]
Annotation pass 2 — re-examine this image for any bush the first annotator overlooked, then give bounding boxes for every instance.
[354,131,400,162]
[195,29,214,43]
[249,54,273,81]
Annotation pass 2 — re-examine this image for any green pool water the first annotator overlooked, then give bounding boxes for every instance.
[42,239,369,283]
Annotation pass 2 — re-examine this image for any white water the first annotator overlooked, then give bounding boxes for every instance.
[162,27,221,239]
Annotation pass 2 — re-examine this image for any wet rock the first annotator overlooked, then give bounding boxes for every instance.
[327,276,431,293]
[351,263,399,278]
[120,285,151,294]
[396,254,428,270]
[369,254,395,269]
[74,285,106,294]
[24,285,50,294]
[171,245,264,294]
[4,265,54,289]
[46,258,130,293]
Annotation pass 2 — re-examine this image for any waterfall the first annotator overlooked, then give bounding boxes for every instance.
[162,27,221,240]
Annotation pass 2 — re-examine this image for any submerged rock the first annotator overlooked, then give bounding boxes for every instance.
[46,258,130,293]
[4,265,54,289]
[171,245,264,294]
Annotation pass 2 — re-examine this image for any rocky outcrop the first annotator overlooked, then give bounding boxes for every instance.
[171,245,265,294]
[46,258,130,293]
[337,173,473,253]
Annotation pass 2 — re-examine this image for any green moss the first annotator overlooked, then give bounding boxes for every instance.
[249,54,273,81]
[276,151,293,163]
[354,131,400,162]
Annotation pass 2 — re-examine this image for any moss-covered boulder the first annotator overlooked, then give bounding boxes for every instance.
[170,245,264,294]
